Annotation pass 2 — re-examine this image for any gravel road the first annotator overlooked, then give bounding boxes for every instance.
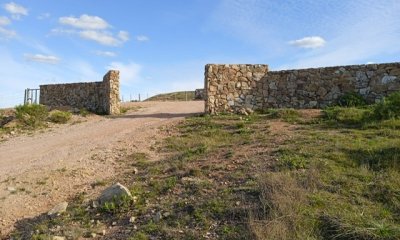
[0,101,204,236]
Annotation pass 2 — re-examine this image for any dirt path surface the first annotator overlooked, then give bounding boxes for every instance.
[0,101,204,236]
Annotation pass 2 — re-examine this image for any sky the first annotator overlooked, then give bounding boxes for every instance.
[0,0,400,107]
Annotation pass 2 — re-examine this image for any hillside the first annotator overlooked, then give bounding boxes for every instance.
[145,91,195,102]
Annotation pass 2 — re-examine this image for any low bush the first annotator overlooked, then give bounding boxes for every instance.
[48,110,72,124]
[337,92,366,107]
[323,107,371,125]
[15,104,48,128]
[373,91,400,120]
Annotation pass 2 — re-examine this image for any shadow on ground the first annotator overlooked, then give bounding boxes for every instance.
[110,112,203,119]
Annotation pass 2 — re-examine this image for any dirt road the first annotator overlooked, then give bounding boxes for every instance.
[0,101,204,236]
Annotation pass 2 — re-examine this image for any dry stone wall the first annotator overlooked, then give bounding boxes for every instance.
[205,63,400,114]
[40,70,120,114]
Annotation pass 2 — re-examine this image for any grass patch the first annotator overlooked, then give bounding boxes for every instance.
[260,108,302,123]
[15,104,48,128]
[48,110,72,124]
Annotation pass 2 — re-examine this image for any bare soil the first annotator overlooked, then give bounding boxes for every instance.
[0,101,204,236]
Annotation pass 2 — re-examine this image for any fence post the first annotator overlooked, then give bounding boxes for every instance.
[23,89,27,105]
[185,91,187,101]
[139,94,141,102]
[35,89,38,104]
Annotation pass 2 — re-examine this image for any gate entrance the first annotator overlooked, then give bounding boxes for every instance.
[24,88,40,105]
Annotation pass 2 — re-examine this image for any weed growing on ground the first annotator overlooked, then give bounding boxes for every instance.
[48,110,72,124]
[15,104,48,128]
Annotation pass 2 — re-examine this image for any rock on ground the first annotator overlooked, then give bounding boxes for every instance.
[98,183,132,205]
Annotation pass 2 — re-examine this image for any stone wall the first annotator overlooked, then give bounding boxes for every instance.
[40,70,120,114]
[205,63,400,114]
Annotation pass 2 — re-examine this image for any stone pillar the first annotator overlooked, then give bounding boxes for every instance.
[204,64,269,114]
[103,70,120,115]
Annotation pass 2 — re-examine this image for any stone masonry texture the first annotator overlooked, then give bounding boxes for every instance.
[205,63,400,114]
[40,70,120,115]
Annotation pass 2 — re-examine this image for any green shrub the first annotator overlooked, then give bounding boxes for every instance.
[48,110,72,124]
[337,92,366,107]
[15,104,48,128]
[323,107,371,125]
[79,108,90,117]
[373,91,400,120]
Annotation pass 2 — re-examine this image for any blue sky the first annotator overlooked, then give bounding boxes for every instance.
[1,0,400,107]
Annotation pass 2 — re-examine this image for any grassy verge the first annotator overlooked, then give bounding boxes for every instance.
[8,102,400,239]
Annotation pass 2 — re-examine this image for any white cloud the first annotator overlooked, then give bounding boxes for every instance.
[94,50,117,57]
[3,2,28,20]
[24,54,60,64]
[59,14,110,30]
[282,0,400,69]
[37,13,50,20]
[79,30,120,46]
[49,28,76,36]
[56,14,129,46]
[136,35,149,42]
[0,16,11,26]
[289,36,326,49]
[106,61,142,85]
[0,27,16,39]
[118,31,129,42]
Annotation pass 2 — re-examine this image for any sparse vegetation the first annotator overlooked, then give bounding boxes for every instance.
[79,108,90,117]
[260,108,302,123]
[15,104,48,128]
[7,92,400,239]
[48,110,72,124]
[120,105,142,114]
[145,91,195,101]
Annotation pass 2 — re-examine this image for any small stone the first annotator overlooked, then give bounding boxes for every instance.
[112,221,117,226]
[7,187,16,192]
[129,216,136,223]
[91,233,97,238]
[154,211,162,222]
[132,167,139,174]
[92,200,99,208]
[163,212,171,218]
[245,108,254,115]
[102,230,106,236]
[48,202,68,216]
[236,201,241,206]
